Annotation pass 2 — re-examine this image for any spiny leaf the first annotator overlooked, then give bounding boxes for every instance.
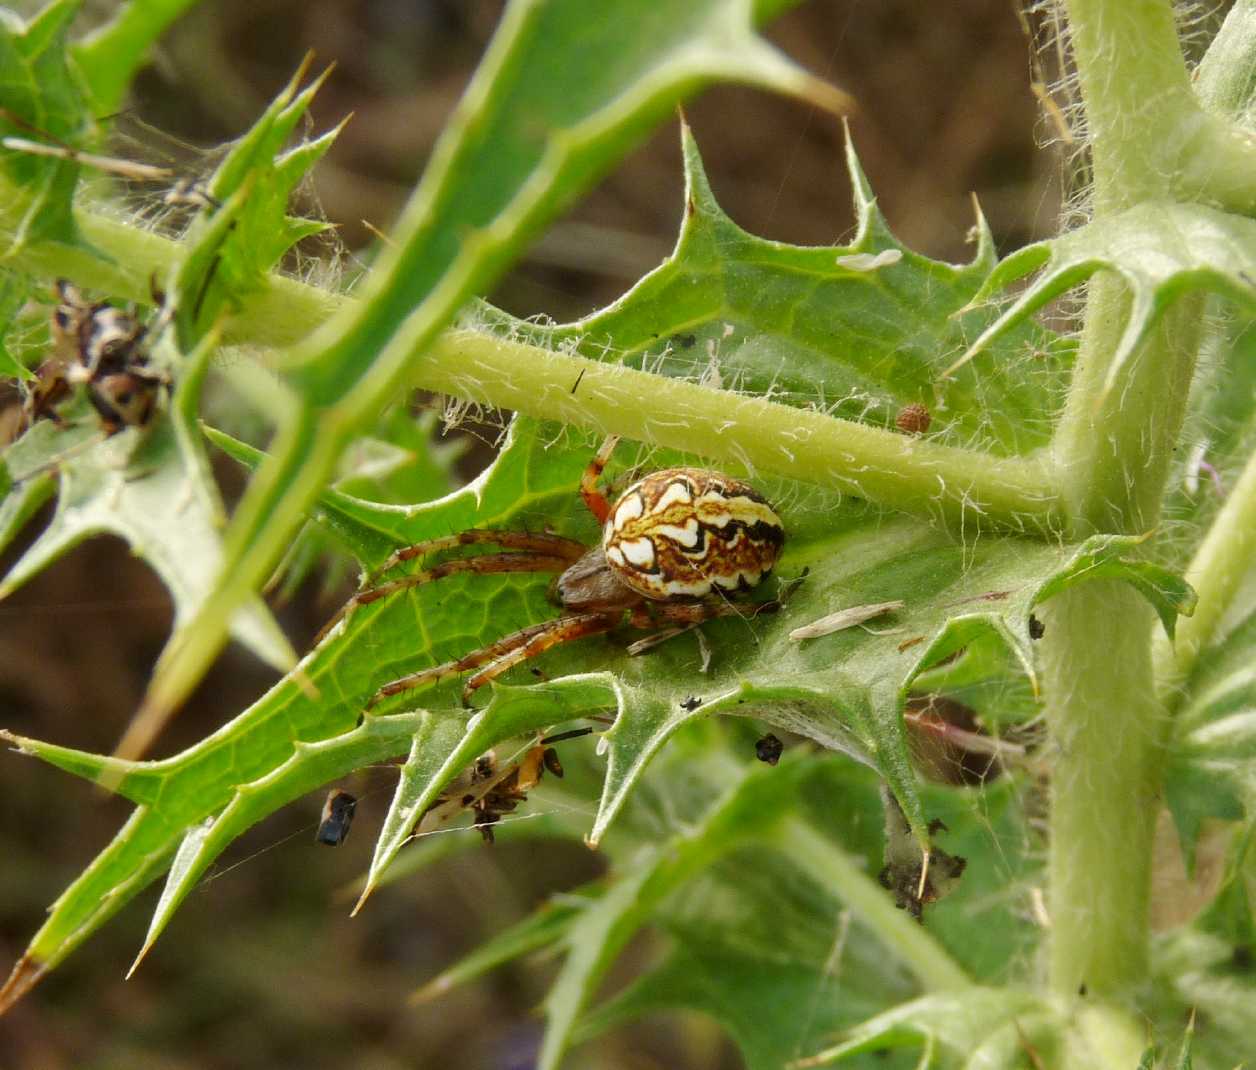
[947,202,1256,406]
[0,271,32,379]
[0,415,594,1009]
[141,0,855,735]
[537,751,828,1070]
[171,57,340,348]
[506,120,1072,459]
[789,988,1055,1068]
[346,726,599,903]
[0,402,293,678]
[104,62,343,759]
[0,708,423,1012]
[0,0,93,250]
[357,674,617,913]
[571,763,1037,1070]
[1166,604,1256,861]
[410,883,598,1005]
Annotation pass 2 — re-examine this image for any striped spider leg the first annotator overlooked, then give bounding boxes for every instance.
[314,530,590,645]
[369,587,782,710]
[367,610,623,709]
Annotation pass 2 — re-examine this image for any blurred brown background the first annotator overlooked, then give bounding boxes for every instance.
[0,2,1059,1067]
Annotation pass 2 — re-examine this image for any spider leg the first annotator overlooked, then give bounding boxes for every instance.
[368,529,588,583]
[634,597,779,628]
[625,624,695,656]
[623,597,781,655]
[579,435,620,524]
[459,611,621,703]
[368,619,565,708]
[316,550,577,645]
[367,611,617,709]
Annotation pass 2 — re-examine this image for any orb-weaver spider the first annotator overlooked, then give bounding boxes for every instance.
[327,437,786,708]
[21,280,169,436]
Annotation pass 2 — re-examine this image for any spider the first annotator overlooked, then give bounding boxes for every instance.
[20,280,169,435]
[326,436,787,709]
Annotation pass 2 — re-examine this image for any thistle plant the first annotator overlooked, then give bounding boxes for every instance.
[1,2,1255,1067]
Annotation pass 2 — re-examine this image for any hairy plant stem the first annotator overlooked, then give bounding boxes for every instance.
[1047,0,1202,1015]
[423,330,1058,530]
[1155,445,1256,703]
[0,182,1062,537]
[1195,0,1256,120]
[1040,581,1161,995]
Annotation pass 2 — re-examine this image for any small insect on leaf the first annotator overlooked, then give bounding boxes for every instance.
[894,402,931,435]
[316,790,357,847]
[541,747,564,778]
[754,733,783,765]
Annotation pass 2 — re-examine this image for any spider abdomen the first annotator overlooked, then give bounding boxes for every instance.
[602,468,784,601]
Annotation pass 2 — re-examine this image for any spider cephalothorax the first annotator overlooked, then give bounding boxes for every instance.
[328,436,786,708]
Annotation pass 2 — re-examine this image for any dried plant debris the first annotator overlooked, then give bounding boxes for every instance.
[788,600,905,641]
[877,785,966,920]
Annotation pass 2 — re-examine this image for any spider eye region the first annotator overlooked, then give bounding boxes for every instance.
[602,468,784,600]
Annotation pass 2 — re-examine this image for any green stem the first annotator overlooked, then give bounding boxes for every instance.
[1064,0,1194,214]
[777,817,970,993]
[1053,290,1203,534]
[1175,1,1256,217]
[1041,581,1161,997]
[1155,444,1256,703]
[1195,0,1256,122]
[0,180,1062,537]
[1067,1005,1151,1067]
[1046,0,1204,1003]
[1054,0,1202,532]
[422,329,1060,532]
[73,0,202,114]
